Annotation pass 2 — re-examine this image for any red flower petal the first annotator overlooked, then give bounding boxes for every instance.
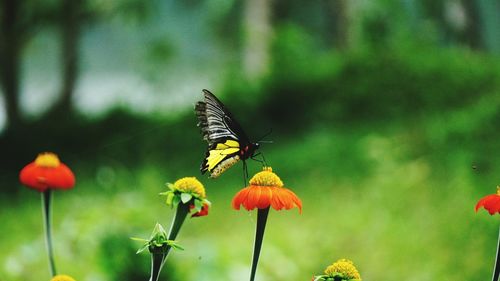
[270,187,284,210]
[476,194,500,215]
[283,189,302,213]
[245,186,262,210]
[20,162,75,192]
[256,186,272,209]
[484,196,500,215]
[191,203,209,217]
[232,187,251,210]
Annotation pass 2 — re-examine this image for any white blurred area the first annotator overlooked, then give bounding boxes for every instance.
[0,0,232,132]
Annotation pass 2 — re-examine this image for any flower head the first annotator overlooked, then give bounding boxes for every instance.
[475,186,500,215]
[50,275,76,281]
[19,152,75,192]
[171,177,206,198]
[161,176,210,217]
[232,167,302,212]
[324,259,361,280]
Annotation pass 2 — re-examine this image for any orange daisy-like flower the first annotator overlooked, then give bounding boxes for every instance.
[232,167,302,212]
[19,152,75,192]
[475,186,500,215]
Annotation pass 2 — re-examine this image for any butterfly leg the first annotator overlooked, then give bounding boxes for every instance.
[251,152,268,167]
[242,160,249,186]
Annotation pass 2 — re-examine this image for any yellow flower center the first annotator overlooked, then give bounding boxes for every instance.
[249,167,283,187]
[324,259,361,280]
[496,186,500,196]
[35,152,61,168]
[50,274,76,281]
[173,177,206,198]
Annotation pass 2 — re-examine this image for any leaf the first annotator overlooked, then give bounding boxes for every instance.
[180,193,193,203]
[166,183,175,191]
[165,192,174,206]
[130,237,148,243]
[193,199,203,212]
[172,196,181,207]
[136,243,149,254]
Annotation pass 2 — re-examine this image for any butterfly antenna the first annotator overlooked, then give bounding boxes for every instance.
[257,128,273,143]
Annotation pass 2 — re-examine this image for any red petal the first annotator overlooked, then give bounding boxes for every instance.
[19,162,75,191]
[484,196,500,215]
[19,163,47,191]
[53,164,76,189]
[270,187,284,210]
[245,186,261,211]
[256,186,272,209]
[192,203,209,217]
[232,187,251,210]
[284,189,302,213]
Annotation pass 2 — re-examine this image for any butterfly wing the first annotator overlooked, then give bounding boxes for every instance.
[201,139,241,178]
[195,89,251,177]
[195,89,250,144]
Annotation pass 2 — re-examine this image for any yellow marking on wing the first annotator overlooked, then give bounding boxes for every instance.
[215,139,240,149]
[205,140,241,172]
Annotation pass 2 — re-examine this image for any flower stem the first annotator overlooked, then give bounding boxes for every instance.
[149,202,190,281]
[165,203,190,259]
[149,252,166,281]
[41,190,57,276]
[249,207,270,281]
[492,225,500,281]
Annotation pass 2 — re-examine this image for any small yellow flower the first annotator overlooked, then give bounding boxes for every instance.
[324,259,361,280]
[35,152,61,168]
[249,167,283,187]
[50,274,76,281]
[172,177,206,198]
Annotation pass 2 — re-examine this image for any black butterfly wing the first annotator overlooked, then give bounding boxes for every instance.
[195,89,252,177]
[195,89,251,146]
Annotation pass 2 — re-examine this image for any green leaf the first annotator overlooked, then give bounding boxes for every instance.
[180,193,193,203]
[165,192,174,206]
[193,199,203,212]
[172,196,181,207]
[166,183,175,191]
[136,243,149,254]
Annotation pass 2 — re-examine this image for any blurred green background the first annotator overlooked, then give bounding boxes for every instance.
[1,0,500,280]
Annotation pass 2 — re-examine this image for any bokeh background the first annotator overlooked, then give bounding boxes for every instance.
[1,0,500,280]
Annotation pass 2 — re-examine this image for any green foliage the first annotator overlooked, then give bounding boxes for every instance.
[98,231,149,281]
[2,22,500,281]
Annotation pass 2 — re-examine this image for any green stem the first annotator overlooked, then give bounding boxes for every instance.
[492,225,500,281]
[249,207,270,281]
[149,252,166,281]
[164,203,190,259]
[42,190,57,276]
[149,202,190,281]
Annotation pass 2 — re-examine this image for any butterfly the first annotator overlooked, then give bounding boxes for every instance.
[195,89,260,179]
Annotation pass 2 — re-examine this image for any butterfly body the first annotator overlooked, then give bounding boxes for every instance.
[195,90,260,178]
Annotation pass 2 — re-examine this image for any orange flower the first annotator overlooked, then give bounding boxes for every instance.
[19,152,75,192]
[232,167,302,212]
[476,186,500,215]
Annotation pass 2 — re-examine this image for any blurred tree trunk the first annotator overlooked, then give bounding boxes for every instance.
[52,0,82,114]
[242,0,272,81]
[439,0,483,49]
[459,0,483,49]
[0,0,22,129]
[329,0,351,51]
